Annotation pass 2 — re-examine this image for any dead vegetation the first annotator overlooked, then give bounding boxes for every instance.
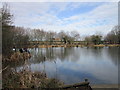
[10,52,31,61]
[2,52,63,89]
[2,52,31,62]
[2,68,64,88]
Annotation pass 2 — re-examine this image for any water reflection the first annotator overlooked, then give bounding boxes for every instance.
[16,47,119,85]
[29,47,80,64]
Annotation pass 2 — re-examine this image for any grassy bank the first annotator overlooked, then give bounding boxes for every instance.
[93,44,120,47]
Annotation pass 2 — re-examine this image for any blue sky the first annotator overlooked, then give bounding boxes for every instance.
[8,2,118,36]
[56,2,104,19]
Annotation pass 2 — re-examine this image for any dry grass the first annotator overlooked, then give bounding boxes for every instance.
[2,68,64,88]
[93,44,105,47]
[31,44,120,48]
[89,44,120,47]
[2,51,64,88]
[10,52,31,61]
[2,52,63,88]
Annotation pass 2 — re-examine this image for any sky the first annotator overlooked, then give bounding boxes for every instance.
[6,2,118,36]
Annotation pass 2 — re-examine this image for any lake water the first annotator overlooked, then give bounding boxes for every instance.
[16,47,119,85]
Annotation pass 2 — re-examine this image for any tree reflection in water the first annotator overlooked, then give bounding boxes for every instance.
[14,47,119,85]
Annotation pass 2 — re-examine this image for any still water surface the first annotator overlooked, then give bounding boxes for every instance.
[16,47,119,85]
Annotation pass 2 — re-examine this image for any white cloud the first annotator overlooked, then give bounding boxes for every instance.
[61,2,118,35]
[8,2,118,36]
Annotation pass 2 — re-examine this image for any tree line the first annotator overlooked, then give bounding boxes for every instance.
[1,4,120,56]
[84,26,120,45]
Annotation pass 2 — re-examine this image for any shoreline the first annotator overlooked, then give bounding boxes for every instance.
[28,44,120,48]
[91,84,120,88]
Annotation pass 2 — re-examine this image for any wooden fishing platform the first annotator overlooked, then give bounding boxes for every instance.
[60,79,92,89]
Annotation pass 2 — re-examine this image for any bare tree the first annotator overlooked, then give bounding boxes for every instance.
[12,27,29,48]
[105,25,120,44]
[70,31,80,41]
